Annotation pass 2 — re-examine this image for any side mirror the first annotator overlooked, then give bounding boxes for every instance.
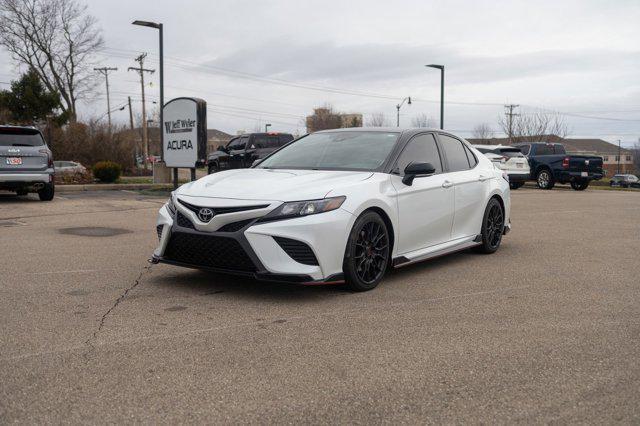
[402,162,436,186]
[251,159,261,167]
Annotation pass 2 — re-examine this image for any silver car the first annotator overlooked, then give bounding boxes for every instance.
[0,125,55,201]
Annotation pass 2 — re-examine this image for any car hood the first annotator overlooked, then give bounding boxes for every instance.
[178,168,374,202]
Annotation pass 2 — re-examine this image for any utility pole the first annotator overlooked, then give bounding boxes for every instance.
[617,139,621,174]
[504,104,520,144]
[128,54,155,169]
[94,67,118,133]
[127,96,134,130]
[265,123,271,132]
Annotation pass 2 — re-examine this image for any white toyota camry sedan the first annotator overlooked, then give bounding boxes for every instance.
[152,128,511,291]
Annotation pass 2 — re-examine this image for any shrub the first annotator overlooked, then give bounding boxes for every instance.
[54,169,94,185]
[93,161,122,183]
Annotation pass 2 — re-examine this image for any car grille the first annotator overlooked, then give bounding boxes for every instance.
[164,231,256,272]
[273,237,319,266]
[176,211,195,229]
[156,225,163,240]
[178,199,269,215]
[217,219,254,232]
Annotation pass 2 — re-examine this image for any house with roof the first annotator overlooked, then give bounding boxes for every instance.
[467,134,635,176]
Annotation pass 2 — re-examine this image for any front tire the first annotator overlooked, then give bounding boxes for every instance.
[343,211,390,292]
[207,162,219,174]
[570,179,589,191]
[475,198,504,254]
[38,183,54,201]
[536,169,555,190]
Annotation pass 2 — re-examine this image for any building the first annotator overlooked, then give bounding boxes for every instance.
[206,129,232,153]
[305,107,363,133]
[467,134,635,176]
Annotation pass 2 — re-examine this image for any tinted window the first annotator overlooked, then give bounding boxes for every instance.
[228,137,247,150]
[464,145,478,167]
[517,144,531,155]
[257,131,399,171]
[251,135,280,149]
[535,144,554,155]
[439,135,471,172]
[396,134,442,174]
[0,128,44,146]
[554,144,566,154]
[279,134,294,145]
[498,148,524,158]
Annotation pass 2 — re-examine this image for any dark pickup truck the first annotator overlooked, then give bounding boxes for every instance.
[207,132,294,174]
[514,142,603,190]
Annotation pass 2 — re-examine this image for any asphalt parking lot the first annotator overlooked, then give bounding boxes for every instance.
[1,188,639,423]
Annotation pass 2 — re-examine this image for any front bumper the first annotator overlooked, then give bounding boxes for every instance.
[152,202,353,283]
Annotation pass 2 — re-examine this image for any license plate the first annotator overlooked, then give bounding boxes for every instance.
[516,163,523,168]
[6,157,22,165]
[581,172,588,177]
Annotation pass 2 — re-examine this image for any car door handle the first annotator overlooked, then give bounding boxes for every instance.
[478,174,490,181]
[442,180,453,188]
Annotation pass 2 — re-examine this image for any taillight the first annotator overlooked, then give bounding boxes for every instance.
[39,149,53,168]
[562,157,570,168]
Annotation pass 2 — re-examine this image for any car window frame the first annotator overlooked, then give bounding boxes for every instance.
[435,132,478,173]
[390,132,443,176]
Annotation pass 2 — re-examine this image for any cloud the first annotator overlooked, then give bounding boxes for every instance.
[201,40,640,87]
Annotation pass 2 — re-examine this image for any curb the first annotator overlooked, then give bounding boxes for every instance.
[56,183,174,192]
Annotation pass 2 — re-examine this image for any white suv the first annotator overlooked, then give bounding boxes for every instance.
[474,145,530,189]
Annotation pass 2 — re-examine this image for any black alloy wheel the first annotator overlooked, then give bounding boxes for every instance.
[476,198,504,254]
[343,211,390,291]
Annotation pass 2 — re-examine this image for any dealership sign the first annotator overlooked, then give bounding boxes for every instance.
[162,97,207,168]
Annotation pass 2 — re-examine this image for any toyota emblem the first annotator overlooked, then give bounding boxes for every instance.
[197,208,215,222]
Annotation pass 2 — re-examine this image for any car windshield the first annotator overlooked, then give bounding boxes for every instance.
[0,128,45,146]
[256,131,400,171]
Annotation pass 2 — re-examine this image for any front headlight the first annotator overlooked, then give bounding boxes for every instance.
[166,192,176,216]
[261,196,346,221]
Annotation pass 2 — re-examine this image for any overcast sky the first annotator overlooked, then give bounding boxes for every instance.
[1,0,638,145]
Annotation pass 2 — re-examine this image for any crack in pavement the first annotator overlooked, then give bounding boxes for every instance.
[83,264,153,362]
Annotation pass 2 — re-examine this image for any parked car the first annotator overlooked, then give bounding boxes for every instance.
[474,145,530,189]
[206,132,294,174]
[609,174,640,188]
[514,142,603,190]
[0,125,55,201]
[152,128,511,291]
[53,160,86,174]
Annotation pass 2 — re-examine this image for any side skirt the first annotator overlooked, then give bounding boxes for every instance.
[392,237,481,269]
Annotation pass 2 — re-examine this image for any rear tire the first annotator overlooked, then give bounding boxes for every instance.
[536,169,554,190]
[343,211,390,292]
[475,198,504,254]
[510,181,524,190]
[570,179,589,191]
[38,183,54,201]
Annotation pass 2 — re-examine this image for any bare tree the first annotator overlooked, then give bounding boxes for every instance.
[366,112,389,127]
[411,113,435,128]
[472,123,495,143]
[498,110,570,143]
[0,0,104,122]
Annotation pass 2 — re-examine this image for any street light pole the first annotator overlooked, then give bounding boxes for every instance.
[396,97,411,127]
[426,64,444,129]
[265,123,272,132]
[618,139,621,174]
